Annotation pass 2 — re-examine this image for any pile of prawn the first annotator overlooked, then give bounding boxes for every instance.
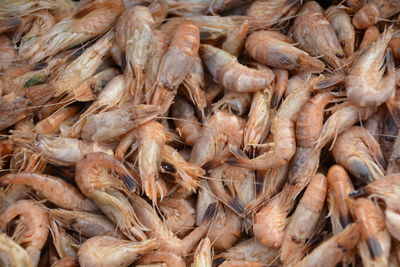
[1,0,400,266]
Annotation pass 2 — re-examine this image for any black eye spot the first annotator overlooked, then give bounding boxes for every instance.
[336,53,345,59]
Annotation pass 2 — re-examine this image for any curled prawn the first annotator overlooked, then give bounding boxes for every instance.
[346,28,396,107]
[78,236,158,267]
[201,44,274,93]
[332,126,385,183]
[226,75,325,170]
[352,0,400,29]
[0,200,49,266]
[0,172,98,212]
[75,152,146,241]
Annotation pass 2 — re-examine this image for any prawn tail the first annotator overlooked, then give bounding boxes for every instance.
[297,53,325,73]
[201,202,218,224]
[270,90,284,109]
[315,72,346,90]
[349,186,370,198]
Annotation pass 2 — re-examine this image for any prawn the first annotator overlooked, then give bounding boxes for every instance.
[0,200,49,266]
[135,251,185,267]
[352,0,400,29]
[0,172,98,212]
[290,1,345,69]
[346,28,396,108]
[192,238,212,267]
[325,5,355,58]
[116,5,154,103]
[245,30,325,73]
[10,133,113,166]
[0,34,17,73]
[21,0,124,63]
[129,193,217,257]
[281,173,328,265]
[115,121,169,202]
[294,223,360,267]
[354,198,391,266]
[327,165,355,234]
[332,126,385,183]
[0,232,33,267]
[226,75,325,170]
[75,152,146,241]
[35,106,80,135]
[78,236,158,267]
[201,44,274,93]
[151,21,200,113]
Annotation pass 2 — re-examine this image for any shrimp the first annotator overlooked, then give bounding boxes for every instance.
[352,0,400,29]
[296,92,335,148]
[52,31,115,101]
[10,133,113,166]
[159,197,196,238]
[316,102,374,150]
[171,96,201,147]
[281,173,328,265]
[327,165,355,234]
[116,5,154,103]
[245,30,325,73]
[346,28,396,107]
[192,238,212,267]
[151,21,200,113]
[115,121,169,202]
[217,237,279,265]
[0,84,54,131]
[245,0,300,29]
[332,126,385,183]
[190,111,244,167]
[48,208,124,238]
[161,145,204,191]
[226,75,325,170]
[81,105,162,144]
[64,75,127,137]
[182,56,207,117]
[0,200,49,266]
[0,34,16,73]
[129,193,217,257]
[294,223,360,267]
[35,106,80,135]
[325,5,355,58]
[350,173,400,213]
[78,236,158,267]
[18,10,55,58]
[201,44,274,93]
[135,251,185,267]
[290,1,345,69]
[75,152,146,241]
[0,172,98,212]
[50,219,79,259]
[21,0,124,63]
[206,204,241,250]
[243,88,274,151]
[0,232,33,267]
[212,91,252,116]
[354,198,391,266]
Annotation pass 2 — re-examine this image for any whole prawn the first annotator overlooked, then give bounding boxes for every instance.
[346,28,396,108]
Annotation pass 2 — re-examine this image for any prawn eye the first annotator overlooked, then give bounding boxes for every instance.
[336,53,345,59]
